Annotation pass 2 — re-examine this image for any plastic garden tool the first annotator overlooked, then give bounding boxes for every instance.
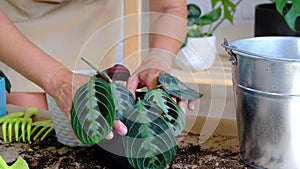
[0,107,37,142]
[0,111,24,142]
[0,111,24,124]
[31,119,54,141]
[0,156,29,169]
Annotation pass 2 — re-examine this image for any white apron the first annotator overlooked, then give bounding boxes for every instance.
[0,0,123,92]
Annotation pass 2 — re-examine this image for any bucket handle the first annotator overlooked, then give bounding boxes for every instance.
[222,38,272,65]
[221,38,238,65]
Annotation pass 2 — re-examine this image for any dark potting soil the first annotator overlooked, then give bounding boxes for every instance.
[2,133,250,169]
[167,144,249,169]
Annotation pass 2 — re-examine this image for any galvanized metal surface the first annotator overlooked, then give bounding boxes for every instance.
[223,37,300,169]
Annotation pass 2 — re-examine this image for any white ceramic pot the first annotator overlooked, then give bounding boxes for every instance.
[176,35,216,70]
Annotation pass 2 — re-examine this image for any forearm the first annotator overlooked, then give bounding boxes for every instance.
[149,0,187,56]
[0,9,71,96]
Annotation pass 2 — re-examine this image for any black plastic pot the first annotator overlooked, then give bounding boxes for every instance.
[254,3,300,37]
[95,132,133,169]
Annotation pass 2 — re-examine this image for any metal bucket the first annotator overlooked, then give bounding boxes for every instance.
[222,37,300,169]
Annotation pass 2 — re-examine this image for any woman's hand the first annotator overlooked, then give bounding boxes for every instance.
[127,67,195,114]
[126,50,195,114]
[47,70,127,141]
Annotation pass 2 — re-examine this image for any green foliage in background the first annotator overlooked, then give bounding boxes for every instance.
[273,0,300,31]
[186,0,237,37]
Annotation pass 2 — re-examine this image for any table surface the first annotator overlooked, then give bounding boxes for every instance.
[0,106,251,169]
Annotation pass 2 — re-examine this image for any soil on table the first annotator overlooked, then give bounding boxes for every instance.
[168,144,247,169]
[0,132,250,169]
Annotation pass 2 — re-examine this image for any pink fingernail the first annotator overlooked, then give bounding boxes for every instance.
[106,132,113,140]
[120,126,127,135]
[190,104,195,110]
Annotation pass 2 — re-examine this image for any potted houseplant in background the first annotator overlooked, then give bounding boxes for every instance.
[255,0,300,36]
[176,0,241,71]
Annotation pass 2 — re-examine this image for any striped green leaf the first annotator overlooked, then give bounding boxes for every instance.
[122,100,177,169]
[158,73,203,100]
[111,82,135,120]
[144,88,185,136]
[71,76,115,145]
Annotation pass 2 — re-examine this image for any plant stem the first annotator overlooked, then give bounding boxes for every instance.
[211,0,243,32]
[80,57,112,82]
[207,24,213,36]
[80,58,101,73]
